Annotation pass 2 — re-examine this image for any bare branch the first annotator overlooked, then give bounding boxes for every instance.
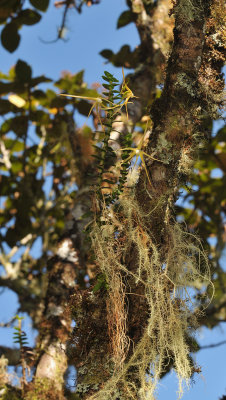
[200,340,226,350]
[0,140,11,169]
[0,317,17,328]
[40,0,75,43]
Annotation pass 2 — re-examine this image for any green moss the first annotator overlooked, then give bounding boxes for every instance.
[0,385,22,400]
[24,378,64,400]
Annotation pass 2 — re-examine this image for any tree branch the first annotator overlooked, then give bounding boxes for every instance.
[200,340,226,350]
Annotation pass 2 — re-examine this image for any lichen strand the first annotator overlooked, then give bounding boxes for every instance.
[88,192,212,400]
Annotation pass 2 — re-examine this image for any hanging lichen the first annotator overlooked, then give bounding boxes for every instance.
[88,188,213,400]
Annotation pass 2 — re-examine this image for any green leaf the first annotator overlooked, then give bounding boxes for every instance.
[30,110,49,125]
[0,99,19,115]
[15,60,32,83]
[0,82,15,95]
[11,161,23,173]
[10,116,28,136]
[92,275,108,293]
[4,139,24,152]
[30,75,52,87]
[215,126,226,142]
[0,72,10,80]
[29,0,49,12]
[117,10,135,29]
[1,23,20,52]
[1,119,13,134]
[99,49,114,61]
[76,99,93,116]
[100,45,139,68]
[0,0,18,8]
[17,9,41,25]
[102,83,111,90]
[32,89,46,99]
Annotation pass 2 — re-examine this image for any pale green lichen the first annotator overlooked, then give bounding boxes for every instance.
[173,0,203,22]
[76,382,100,395]
[155,131,174,163]
[76,383,90,394]
[88,191,213,400]
[176,73,197,97]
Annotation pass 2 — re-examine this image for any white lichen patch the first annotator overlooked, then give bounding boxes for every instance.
[57,238,78,263]
[178,147,194,174]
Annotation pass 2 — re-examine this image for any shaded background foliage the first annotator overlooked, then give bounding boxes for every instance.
[0,0,225,398]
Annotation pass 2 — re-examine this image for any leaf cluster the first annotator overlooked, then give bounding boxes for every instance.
[0,0,49,52]
[90,70,133,210]
[100,45,140,69]
[0,61,97,316]
[13,316,28,348]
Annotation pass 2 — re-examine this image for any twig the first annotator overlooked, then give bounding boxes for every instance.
[200,340,226,350]
[40,0,75,43]
[0,140,12,169]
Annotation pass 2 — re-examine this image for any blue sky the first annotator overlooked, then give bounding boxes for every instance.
[1,0,226,398]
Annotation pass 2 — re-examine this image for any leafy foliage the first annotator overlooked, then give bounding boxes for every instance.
[0,0,44,52]
[0,0,99,51]
[29,0,50,12]
[117,10,136,29]
[100,45,140,69]
[90,70,134,207]
[0,62,100,317]
[13,316,28,348]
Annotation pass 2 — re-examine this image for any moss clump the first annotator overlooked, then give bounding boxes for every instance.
[172,0,204,22]
[0,385,22,400]
[24,378,64,400]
